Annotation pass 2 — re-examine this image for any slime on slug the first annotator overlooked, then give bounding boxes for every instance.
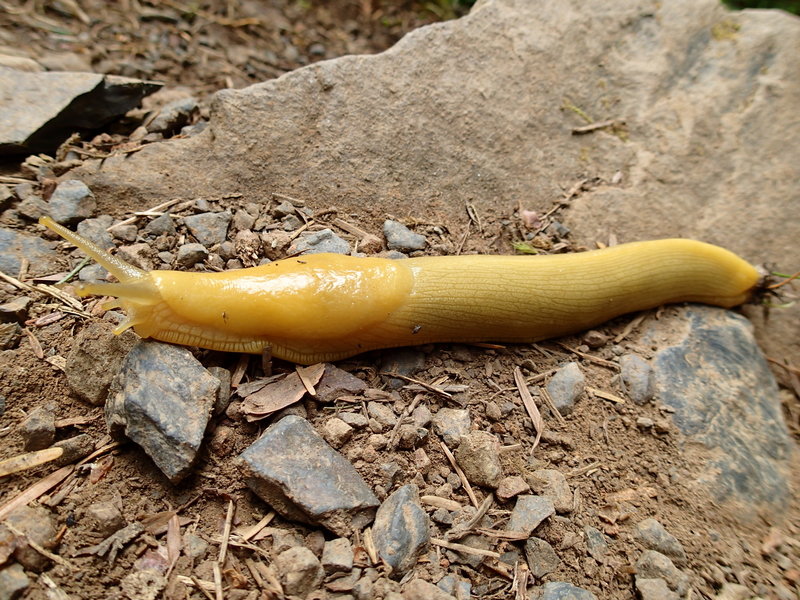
[40,215,761,364]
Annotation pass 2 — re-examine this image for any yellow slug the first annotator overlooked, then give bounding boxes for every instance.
[40,216,759,364]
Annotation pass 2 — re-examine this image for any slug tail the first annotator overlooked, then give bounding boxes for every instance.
[39,216,147,283]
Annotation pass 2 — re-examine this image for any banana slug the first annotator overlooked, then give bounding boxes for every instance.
[40,216,759,365]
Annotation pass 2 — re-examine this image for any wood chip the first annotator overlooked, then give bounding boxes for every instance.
[241,372,309,420]
[420,496,463,511]
[218,499,235,566]
[238,511,275,542]
[587,386,625,404]
[296,363,325,396]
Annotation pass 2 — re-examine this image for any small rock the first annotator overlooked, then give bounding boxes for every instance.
[120,570,166,600]
[48,180,96,225]
[527,469,573,513]
[78,263,108,283]
[338,412,369,429]
[76,215,115,250]
[454,431,503,488]
[208,366,232,415]
[545,362,584,416]
[146,97,198,134]
[17,196,48,221]
[183,532,209,560]
[0,563,30,599]
[636,416,654,429]
[322,537,354,573]
[403,578,456,600]
[293,228,350,255]
[383,220,426,252]
[538,581,597,600]
[65,321,138,406]
[272,200,295,218]
[183,211,232,246]
[282,214,303,231]
[485,401,502,421]
[0,296,32,323]
[175,242,208,268]
[111,223,138,242]
[633,518,686,564]
[144,213,176,236]
[367,402,397,429]
[0,322,21,349]
[583,525,609,562]
[322,417,354,448]
[20,405,55,451]
[525,537,560,579]
[506,495,554,536]
[397,425,428,449]
[86,501,126,536]
[432,408,471,447]
[620,354,654,405]
[714,583,754,600]
[0,184,11,210]
[411,405,432,428]
[274,546,324,598]
[117,242,155,270]
[373,484,430,579]
[232,208,256,231]
[5,505,57,571]
[635,577,679,600]
[105,341,220,483]
[635,550,690,596]
[436,574,471,600]
[239,415,379,535]
[496,475,530,501]
[582,330,609,349]
[359,233,383,253]
[431,508,453,525]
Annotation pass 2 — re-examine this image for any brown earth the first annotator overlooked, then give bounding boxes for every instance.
[0,2,799,600]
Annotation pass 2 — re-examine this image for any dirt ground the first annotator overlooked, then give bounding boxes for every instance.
[1,2,799,600]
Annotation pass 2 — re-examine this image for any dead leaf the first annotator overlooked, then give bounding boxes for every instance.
[514,366,543,450]
[242,372,309,420]
[296,363,325,396]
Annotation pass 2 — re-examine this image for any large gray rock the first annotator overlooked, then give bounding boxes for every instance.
[66,0,798,364]
[0,227,57,277]
[239,415,379,535]
[0,67,161,155]
[105,341,219,483]
[649,305,791,519]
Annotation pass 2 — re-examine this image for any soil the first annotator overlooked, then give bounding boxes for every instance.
[1,2,799,600]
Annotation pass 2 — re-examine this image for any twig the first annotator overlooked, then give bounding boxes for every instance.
[0,447,64,478]
[556,342,619,370]
[447,494,493,541]
[187,576,216,600]
[430,537,500,558]
[572,118,624,134]
[540,386,566,426]
[239,511,275,542]
[614,313,648,343]
[514,366,544,450]
[586,386,625,404]
[381,372,453,400]
[440,441,479,508]
[212,562,224,600]
[565,461,602,478]
[218,499,235,566]
[0,465,73,521]
[767,270,800,290]
[362,527,378,565]
[106,198,183,231]
[387,394,423,449]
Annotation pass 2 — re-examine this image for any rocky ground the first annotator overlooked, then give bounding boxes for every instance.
[1,1,799,600]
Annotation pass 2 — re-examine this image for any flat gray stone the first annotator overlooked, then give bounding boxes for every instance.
[0,67,160,155]
[619,353,654,405]
[239,415,379,535]
[144,213,176,236]
[634,518,686,564]
[274,547,324,598]
[175,242,208,268]
[105,341,219,483]
[383,219,426,252]
[506,495,554,536]
[0,227,57,277]
[635,577,680,600]
[20,405,55,451]
[525,537,560,579]
[293,228,350,255]
[183,210,231,246]
[146,97,198,134]
[0,296,32,323]
[321,537,354,573]
[538,581,597,600]
[650,305,791,517]
[583,525,609,562]
[373,484,430,579]
[48,180,96,225]
[404,579,457,600]
[546,362,585,416]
